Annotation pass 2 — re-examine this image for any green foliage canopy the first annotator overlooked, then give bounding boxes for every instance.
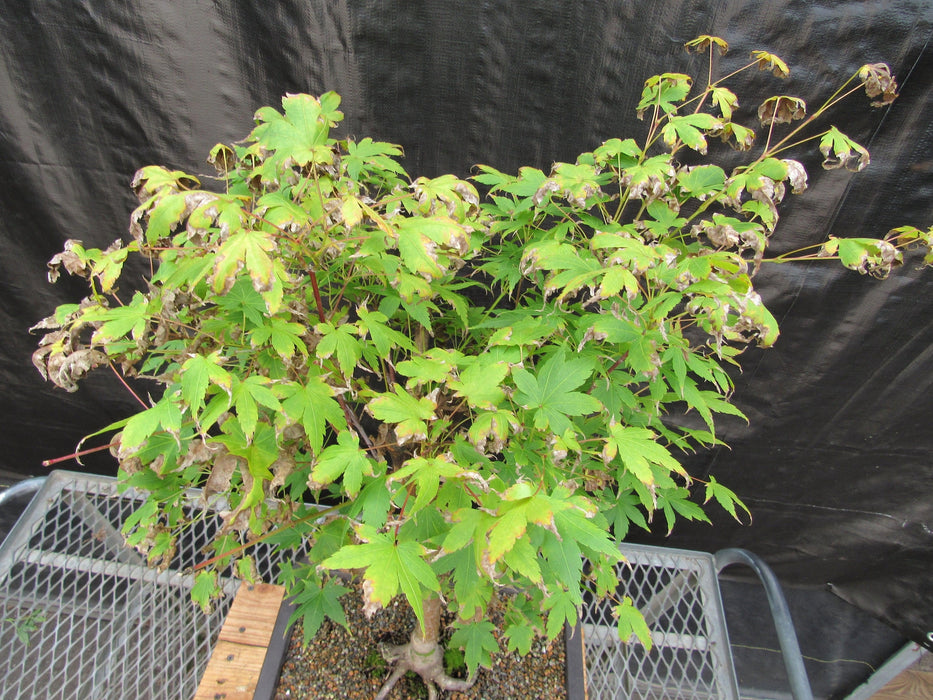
[32,37,930,673]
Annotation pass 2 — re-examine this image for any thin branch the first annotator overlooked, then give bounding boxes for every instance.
[109,362,148,409]
[42,441,119,467]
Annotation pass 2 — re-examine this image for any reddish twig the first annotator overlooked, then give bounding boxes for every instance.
[42,441,119,467]
[109,362,148,409]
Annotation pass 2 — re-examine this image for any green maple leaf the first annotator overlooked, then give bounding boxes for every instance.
[256,190,311,232]
[592,137,642,163]
[412,173,479,218]
[230,375,281,441]
[394,216,467,280]
[603,488,650,540]
[289,579,350,644]
[133,165,199,199]
[321,526,440,634]
[310,431,373,497]
[396,348,464,387]
[704,475,751,523]
[637,73,692,116]
[602,423,684,486]
[542,588,579,640]
[615,597,653,649]
[346,475,392,527]
[642,200,687,239]
[250,317,308,359]
[512,349,602,434]
[449,620,499,677]
[215,278,267,329]
[468,409,516,452]
[356,308,416,356]
[660,113,722,153]
[190,570,219,614]
[344,137,406,182]
[709,86,738,120]
[435,546,492,621]
[486,487,568,564]
[121,395,183,450]
[449,356,508,409]
[598,265,640,300]
[501,535,543,584]
[216,421,279,485]
[143,192,188,243]
[550,161,605,205]
[488,507,532,564]
[488,165,546,200]
[280,374,347,455]
[442,508,492,554]
[541,531,584,595]
[504,621,536,656]
[619,154,673,191]
[314,321,363,377]
[389,456,466,514]
[553,507,621,562]
[367,384,436,443]
[180,351,232,425]
[87,292,150,342]
[677,164,726,198]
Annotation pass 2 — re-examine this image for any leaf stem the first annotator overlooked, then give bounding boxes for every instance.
[109,362,148,409]
[309,269,327,323]
[42,441,119,467]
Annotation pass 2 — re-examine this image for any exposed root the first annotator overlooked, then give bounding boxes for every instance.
[373,638,476,700]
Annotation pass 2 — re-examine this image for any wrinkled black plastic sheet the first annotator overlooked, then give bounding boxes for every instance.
[1,1,931,650]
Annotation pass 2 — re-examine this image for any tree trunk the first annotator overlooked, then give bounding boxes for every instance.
[374,595,476,700]
[411,595,442,650]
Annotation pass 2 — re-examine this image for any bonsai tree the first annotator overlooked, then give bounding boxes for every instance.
[32,36,930,698]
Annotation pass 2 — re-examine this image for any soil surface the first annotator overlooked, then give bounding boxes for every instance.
[274,583,567,699]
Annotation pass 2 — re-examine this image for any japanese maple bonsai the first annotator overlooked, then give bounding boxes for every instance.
[32,36,928,698]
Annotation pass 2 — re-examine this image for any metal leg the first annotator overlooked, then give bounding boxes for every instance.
[714,548,814,700]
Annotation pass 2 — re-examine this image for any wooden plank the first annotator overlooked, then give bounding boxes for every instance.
[194,583,286,700]
[872,669,933,700]
[217,583,285,647]
[194,641,269,700]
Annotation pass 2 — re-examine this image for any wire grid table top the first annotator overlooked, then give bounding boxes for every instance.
[581,542,740,700]
[0,470,295,700]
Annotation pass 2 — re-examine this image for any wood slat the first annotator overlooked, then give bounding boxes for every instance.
[873,669,933,700]
[194,641,269,700]
[217,583,285,647]
[194,583,286,700]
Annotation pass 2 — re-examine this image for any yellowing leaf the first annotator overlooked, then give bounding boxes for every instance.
[389,456,467,514]
[449,356,509,410]
[250,93,342,169]
[684,35,729,55]
[751,50,790,78]
[212,228,276,294]
[367,385,436,443]
[321,530,439,634]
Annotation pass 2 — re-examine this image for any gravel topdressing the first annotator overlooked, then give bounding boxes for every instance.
[274,583,568,699]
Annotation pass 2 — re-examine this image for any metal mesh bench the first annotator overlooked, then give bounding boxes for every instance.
[0,471,297,700]
[578,542,813,700]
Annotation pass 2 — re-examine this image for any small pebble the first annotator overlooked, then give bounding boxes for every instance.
[274,583,567,699]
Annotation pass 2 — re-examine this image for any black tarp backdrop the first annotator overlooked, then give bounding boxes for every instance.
[1,0,931,659]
